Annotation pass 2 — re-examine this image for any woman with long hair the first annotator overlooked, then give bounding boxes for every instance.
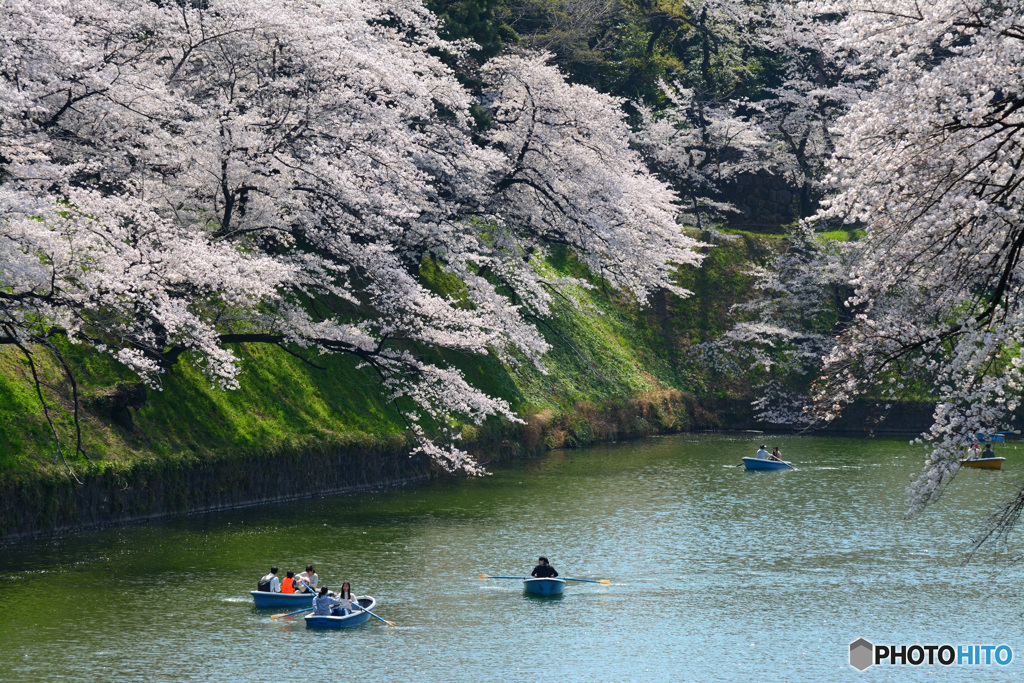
[333,581,358,616]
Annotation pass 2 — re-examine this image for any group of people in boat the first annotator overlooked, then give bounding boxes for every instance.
[258,565,320,594]
[258,565,361,616]
[755,444,784,461]
[311,583,360,617]
[970,444,997,459]
[259,556,559,617]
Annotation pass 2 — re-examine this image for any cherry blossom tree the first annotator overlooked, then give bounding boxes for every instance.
[632,1,861,231]
[757,2,859,217]
[1,0,705,473]
[805,1,1024,512]
[634,80,781,234]
[697,225,854,424]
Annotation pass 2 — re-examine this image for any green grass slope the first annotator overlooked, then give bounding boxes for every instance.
[0,235,776,479]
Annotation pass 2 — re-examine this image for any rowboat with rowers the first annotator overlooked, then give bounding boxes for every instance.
[741,457,793,471]
[304,597,377,628]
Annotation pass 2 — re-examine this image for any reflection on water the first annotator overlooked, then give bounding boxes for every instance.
[0,434,1022,681]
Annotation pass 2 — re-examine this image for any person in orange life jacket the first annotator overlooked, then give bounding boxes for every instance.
[531,556,558,578]
[258,566,281,593]
[281,570,298,594]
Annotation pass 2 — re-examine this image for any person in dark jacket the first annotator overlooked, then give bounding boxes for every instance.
[531,556,559,578]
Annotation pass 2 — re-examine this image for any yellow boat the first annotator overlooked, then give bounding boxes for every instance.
[960,457,1005,470]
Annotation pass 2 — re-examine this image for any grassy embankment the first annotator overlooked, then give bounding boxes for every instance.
[0,232,782,535]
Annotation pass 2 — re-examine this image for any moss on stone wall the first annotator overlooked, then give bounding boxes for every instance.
[0,238,776,540]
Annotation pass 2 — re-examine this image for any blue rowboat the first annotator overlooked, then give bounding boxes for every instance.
[742,457,792,471]
[304,596,376,628]
[975,433,1006,443]
[250,591,315,609]
[523,578,565,596]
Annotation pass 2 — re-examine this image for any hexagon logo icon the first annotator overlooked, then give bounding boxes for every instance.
[850,638,874,671]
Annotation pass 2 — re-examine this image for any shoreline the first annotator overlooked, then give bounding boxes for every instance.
[0,396,935,542]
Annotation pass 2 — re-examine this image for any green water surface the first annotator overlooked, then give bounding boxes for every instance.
[1,434,1022,681]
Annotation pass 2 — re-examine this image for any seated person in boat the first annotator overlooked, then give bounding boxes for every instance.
[982,445,996,459]
[296,565,318,593]
[755,445,770,460]
[333,582,358,616]
[281,570,298,594]
[531,556,559,578]
[770,446,783,461]
[258,566,281,593]
[312,586,343,616]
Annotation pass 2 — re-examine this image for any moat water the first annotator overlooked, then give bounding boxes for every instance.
[1,434,1021,681]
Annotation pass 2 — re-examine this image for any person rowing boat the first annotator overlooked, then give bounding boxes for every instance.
[531,556,559,578]
[296,565,318,593]
[312,586,342,616]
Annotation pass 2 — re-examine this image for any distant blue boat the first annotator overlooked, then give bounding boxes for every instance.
[975,433,1006,443]
[250,591,314,609]
[742,457,792,471]
[304,597,376,628]
[524,578,565,596]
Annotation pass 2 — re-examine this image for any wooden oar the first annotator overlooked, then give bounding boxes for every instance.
[479,574,527,580]
[355,601,396,627]
[271,606,314,619]
[562,577,611,585]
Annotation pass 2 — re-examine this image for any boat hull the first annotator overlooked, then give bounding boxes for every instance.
[742,457,792,471]
[250,591,315,609]
[960,457,1005,470]
[975,433,1006,443]
[304,597,376,628]
[523,578,565,596]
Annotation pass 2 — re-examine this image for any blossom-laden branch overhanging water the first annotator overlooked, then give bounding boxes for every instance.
[0,0,707,474]
[805,1,1024,519]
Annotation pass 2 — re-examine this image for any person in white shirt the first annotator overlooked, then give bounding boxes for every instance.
[333,582,358,616]
[755,445,770,460]
[296,565,318,593]
[258,566,281,593]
